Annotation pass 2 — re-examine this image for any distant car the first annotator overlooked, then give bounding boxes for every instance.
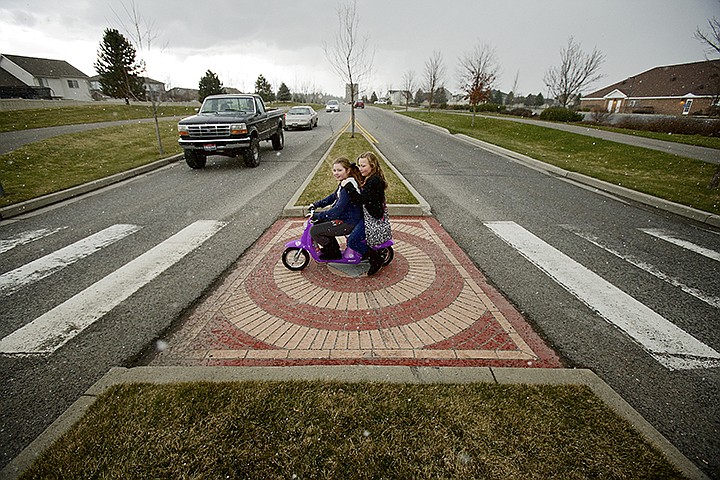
[374,99,388,105]
[284,106,318,130]
[326,100,340,112]
[354,100,365,109]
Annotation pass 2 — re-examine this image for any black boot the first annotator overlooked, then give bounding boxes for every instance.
[319,241,341,260]
[367,248,383,275]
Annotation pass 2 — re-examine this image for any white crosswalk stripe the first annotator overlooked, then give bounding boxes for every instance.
[0,227,66,254]
[568,227,720,309]
[0,224,141,296]
[0,220,226,356]
[641,228,720,262]
[485,221,720,371]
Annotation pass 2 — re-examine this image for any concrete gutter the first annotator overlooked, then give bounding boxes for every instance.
[0,154,183,220]
[0,366,709,480]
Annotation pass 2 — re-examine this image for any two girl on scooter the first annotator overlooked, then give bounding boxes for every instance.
[308,158,363,261]
[308,152,389,276]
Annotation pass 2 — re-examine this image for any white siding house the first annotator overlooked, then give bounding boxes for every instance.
[0,54,92,101]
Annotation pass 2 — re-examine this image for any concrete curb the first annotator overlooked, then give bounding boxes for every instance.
[0,154,183,220]
[1,366,709,480]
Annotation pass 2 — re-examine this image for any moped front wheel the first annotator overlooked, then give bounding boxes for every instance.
[282,247,310,271]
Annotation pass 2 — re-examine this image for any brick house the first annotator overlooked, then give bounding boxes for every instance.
[580,59,720,116]
[0,54,92,101]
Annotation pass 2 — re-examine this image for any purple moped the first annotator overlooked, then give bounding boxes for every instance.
[282,207,394,271]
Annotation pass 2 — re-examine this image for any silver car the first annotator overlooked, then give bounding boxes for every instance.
[284,106,318,130]
[325,100,340,112]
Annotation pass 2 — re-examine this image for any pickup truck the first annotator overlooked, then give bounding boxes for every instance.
[177,94,285,168]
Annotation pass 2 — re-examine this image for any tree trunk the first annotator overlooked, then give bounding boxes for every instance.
[710,165,720,189]
[350,104,356,138]
[153,112,164,155]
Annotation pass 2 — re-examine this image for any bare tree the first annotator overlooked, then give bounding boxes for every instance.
[424,51,445,111]
[401,70,416,111]
[695,16,720,188]
[112,0,168,154]
[696,16,720,57]
[458,43,500,126]
[324,0,374,138]
[543,36,605,108]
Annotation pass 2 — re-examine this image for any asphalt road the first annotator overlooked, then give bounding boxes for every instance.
[1,107,718,477]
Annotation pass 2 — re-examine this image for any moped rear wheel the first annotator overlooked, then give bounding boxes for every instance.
[378,246,394,266]
[282,247,310,270]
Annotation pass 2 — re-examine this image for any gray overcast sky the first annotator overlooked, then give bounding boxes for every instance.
[1,0,718,98]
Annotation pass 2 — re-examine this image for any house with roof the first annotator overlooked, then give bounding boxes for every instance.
[88,74,166,101]
[580,59,720,116]
[0,54,92,101]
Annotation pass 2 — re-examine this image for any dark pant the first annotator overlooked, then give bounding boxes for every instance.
[310,220,355,249]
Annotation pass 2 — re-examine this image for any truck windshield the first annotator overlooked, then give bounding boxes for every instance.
[200,97,255,114]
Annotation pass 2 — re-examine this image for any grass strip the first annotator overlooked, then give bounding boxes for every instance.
[0,123,182,207]
[403,111,720,215]
[296,132,418,206]
[0,105,197,132]
[21,381,684,479]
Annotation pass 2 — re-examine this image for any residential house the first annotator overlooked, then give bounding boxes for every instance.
[89,75,167,101]
[581,59,720,116]
[0,54,92,101]
[386,89,411,106]
[167,87,200,102]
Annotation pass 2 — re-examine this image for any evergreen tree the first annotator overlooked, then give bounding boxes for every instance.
[536,93,545,106]
[370,91,378,103]
[94,28,144,104]
[435,86,448,106]
[255,74,275,102]
[198,70,223,102]
[277,82,292,102]
[414,88,426,104]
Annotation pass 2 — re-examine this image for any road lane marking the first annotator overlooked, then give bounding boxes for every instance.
[0,220,226,355]
[485,221,720,370]
[0,227,66,254]
[641,228,720,262]
[0,224,141,296]
[568,227,720,309]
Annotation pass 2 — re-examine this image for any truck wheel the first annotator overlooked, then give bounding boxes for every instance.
[184,150,207,169]
[271,126,284,151]
[244,137,261,168]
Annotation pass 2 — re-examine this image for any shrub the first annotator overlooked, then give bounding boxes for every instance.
[506,108,534,118]
[540,107,583,122]
[615,116,720,137]
[588,106,613,124]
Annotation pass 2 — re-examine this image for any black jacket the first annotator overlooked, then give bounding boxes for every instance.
[344,174,386,219]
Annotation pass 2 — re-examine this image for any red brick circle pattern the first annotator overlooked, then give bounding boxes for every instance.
[246,230,465,331]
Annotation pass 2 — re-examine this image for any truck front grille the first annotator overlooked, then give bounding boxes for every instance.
[187,124,231,138]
